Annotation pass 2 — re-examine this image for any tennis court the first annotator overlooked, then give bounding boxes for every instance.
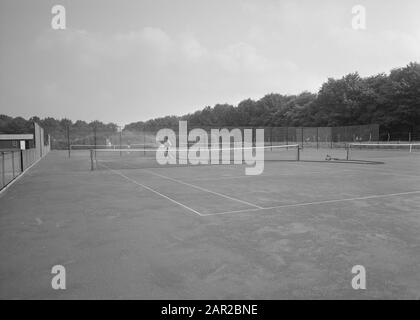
[0,146,419,299]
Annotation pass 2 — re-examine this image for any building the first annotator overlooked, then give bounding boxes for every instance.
[0,134,35,150]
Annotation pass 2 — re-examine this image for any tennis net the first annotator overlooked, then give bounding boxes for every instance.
[90,144,300,171]
[347,143,420,160]
[69,143,157,155]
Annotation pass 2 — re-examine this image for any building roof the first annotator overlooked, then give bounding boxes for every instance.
[0,134,34,140]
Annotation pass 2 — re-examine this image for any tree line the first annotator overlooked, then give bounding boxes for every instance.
[125,62,420,140]
[0,116,118,148]
[1,62,419,142]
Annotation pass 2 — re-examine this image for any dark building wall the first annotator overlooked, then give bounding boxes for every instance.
[0,140,34,150]
[0,140,18,149]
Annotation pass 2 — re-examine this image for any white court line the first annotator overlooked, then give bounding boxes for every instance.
[98,163,204,216]
[338,166,420,178]
[185,170,330,182]
[142,169,263,209]
[236,159,420,179]
[185,167,420,183]
[294,166,420,179]
[187,174,282,182]
[202,190,420,216]
[184,163,420,182]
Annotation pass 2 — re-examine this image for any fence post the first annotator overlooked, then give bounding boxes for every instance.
[316,127,319,150]
[270,127,273,150]
[93,125,97,150]
[67,125,71,158]
[90,149,94,171]
[1,152,4,188]
[301,127,304,149]
[143,128,146,155]
[20,150,23,173]
[119,127,122,157]
[11,151,15,178]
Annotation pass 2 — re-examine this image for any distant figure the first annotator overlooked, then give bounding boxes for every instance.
[162,136,172,157]
[325,154,340,161]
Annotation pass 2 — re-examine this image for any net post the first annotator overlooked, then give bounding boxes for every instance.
[409,144,412,153]
[297,145,300,161]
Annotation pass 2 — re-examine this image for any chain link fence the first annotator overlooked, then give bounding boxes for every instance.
[379,126,420,142]
[1,122,50,190]
[64,124,380,154]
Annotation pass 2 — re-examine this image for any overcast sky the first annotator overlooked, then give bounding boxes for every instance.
[1,0,419,125]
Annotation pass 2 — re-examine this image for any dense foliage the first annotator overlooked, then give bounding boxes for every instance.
[1,62,419,142]
[0,115,118,148]
[125,62,420,139]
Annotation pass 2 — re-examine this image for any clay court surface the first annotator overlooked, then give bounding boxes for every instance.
[0,149,419,299]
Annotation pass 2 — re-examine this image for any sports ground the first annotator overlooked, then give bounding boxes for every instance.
[0,148,419,299]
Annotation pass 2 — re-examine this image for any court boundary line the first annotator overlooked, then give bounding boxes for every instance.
[184,170,335,182]
[98,163,204,216]
[142,169,263,209]
[335,166,420,179]
[202,190,420,216]
[182,166,420,183]
[96,162,420,218]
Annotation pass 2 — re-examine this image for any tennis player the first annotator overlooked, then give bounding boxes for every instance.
[163,136,172,157]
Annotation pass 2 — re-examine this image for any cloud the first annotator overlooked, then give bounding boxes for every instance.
[383,30,420,59]
[216,42,268,72]
[20,27,303,122]
[325,26,420,74]
[179,34,208,60]
[33,26,297,77]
